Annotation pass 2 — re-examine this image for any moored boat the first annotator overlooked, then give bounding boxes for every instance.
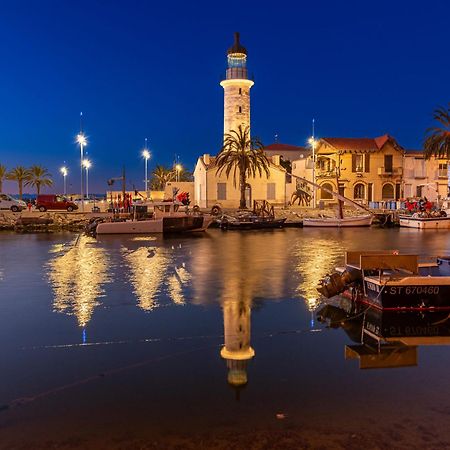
[95,202,213,235]
[218,215,286,230]
[399,213,450,229]
[317,250,450,310]
[303,214,373,227]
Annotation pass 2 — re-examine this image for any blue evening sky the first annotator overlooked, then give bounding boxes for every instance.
[0,0,449,193]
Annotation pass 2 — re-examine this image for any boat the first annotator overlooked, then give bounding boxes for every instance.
[317,300,450,369]
[317,250,450,310]
[399,212,450,229]
[290,173,374,228]
[218,215,286,230]
[303,214,373,227]
[94,201,213,235]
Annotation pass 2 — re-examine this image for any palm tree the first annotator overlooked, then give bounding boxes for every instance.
[25,165,53,195]
[7,166,30,200]
[424,103,450,159]
[0,164,6,193]
[151,165,175,190]
[215,125,270,209]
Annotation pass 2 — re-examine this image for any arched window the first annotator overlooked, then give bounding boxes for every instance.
[354,183,365,200]
[382,183,394,200]
[320,182,334,200]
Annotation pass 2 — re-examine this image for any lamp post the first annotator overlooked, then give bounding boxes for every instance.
[77,132,87,211]
[83,159,91,199]
[142,140,150,197]
[60,167,68,196]
[175,164,182,182]
[308,118,317,209]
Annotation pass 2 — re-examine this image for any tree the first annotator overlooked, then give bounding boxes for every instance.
[25,165,53,195]
[424,103,450,159]
[150,165,175,190]
[215,125,270,209]
[0,164,6,193]
[7,166,30,200]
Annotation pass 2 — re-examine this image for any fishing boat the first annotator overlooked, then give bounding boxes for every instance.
[399,212,450,229]
[217,215,286,230]
[290,173,374,228]
[317,250,450,310]
[94,201,213,235]
[317,301,450,369]
[303,214,372,227]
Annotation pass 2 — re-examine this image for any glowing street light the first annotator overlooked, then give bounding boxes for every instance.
[308,119,317,208]
[175,163,182,182]
[142,138,150,197]
[82,159,91,199]
[60,166,68,196]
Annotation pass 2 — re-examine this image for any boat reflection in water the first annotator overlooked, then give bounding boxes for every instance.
[47,235,111,327]
[317,298,450,369]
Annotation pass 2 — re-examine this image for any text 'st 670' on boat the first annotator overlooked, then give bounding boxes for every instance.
[317,251,450,310]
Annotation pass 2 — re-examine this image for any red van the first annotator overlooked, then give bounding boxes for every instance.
[36,195,78,212]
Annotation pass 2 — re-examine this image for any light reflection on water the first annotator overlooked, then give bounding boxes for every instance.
[3,229,450,446]
[47,235,111,327]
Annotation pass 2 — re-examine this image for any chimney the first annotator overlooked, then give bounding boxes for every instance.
[272,155,281,166]
[203,154,211,165]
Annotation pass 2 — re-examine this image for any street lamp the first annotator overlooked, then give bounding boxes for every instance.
[308,136,317,209]
[77,132,87,210]
[175,164,182,182]
[82,159,91,200]
[60,166,68,196]
[142,144,150,197]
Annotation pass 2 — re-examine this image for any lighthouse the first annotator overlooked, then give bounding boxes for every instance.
[220,32,254,139]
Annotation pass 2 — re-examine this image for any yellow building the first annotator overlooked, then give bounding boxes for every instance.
[314,134,405,204]
[194,33,288,209]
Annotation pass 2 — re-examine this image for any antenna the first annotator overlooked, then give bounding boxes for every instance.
[144,137,148,149]
[312,118,315,141]
[80,111,83,132]
[275,133,278,143]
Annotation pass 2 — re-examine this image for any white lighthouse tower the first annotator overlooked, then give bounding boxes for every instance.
[220,32,254,139]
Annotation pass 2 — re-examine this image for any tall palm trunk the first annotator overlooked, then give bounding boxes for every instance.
[18,180,23,200]
[239,170,247,209]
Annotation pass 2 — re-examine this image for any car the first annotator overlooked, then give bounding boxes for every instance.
[35,195,78,212]
[0,193,27,212]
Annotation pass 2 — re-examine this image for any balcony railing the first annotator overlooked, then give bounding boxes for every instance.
[378,167,403,176]
[438,169,448,178]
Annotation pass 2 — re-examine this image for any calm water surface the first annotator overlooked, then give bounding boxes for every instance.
[1,228,450,449]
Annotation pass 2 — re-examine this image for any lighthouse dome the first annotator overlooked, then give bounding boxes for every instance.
[227,32,247,56]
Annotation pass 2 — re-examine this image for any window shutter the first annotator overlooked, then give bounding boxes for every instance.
[217,183,227,200]
[267,183,276,200]
[364,154,370,173]
[352,154,357,172]
[368,183,373,202]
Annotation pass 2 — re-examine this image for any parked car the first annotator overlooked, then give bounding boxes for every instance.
[35,195,78,212]
[0,193,27,212]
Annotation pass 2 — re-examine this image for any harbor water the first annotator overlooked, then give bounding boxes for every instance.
[1,228,450,449]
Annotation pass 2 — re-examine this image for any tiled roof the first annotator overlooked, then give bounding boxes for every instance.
[264,143,308,152]
[405,149,423,155]
[321,134,399,153]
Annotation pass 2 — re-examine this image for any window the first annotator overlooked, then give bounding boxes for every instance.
[267,183,276,200]
[217,183,227,200]
[439,163,448,178]
[354,183,365,200]
[416,185,423,197]
[238,106,242,113]
[384,155,393,173]
[352,154,364,172]
[382,183,394,199]
[239,88,242,95]
[320,182,333,200]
